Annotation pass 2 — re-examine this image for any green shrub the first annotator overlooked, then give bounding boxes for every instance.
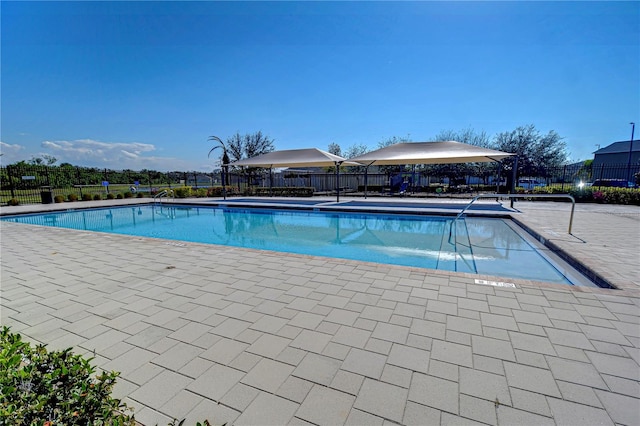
[569,187,593,202]
[602,187,640,205]
[116,193,124,199]
[568,187,640,205]
[194,188,207,198]
[0,326,135,425]
[253,187,314,197]
[173,187,192,198]
[67,193,78,202]
[532,186,566,195]
[54,195,66,203]
[242,186,256,196]
[207,187,220,197]
[93,194,103,201]
[123,192,133,198]
[7,198,20,206]
[136,192,144,198]
[82,193,93,201]
[207,186,241,197]
[106,193,115,200]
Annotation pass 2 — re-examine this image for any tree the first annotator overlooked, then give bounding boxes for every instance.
[343,143,369,172]
[225,131,275,163]
[573,159,593,184]
[327,142,341,156]
[225,133,244,164]
[343,143,368,159]
[244,131,275,159]
[376,135,413,177]
[433,127,490,148]
[224,131,275,186]
[492,124,568,186]
[430,128,494,185]
[377,134,412,149]
[28,155,57,166]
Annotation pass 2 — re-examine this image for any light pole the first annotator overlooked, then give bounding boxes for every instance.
[208,135,229,200]
[627,122,635,184]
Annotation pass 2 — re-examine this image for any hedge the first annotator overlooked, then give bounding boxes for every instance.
[252,187,314,197]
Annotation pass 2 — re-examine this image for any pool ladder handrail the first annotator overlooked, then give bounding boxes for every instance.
[447,217,478,274]
[153,189,174,203]
[449,193,576,238]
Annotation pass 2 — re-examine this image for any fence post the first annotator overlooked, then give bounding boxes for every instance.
[561,165,566,192]
[7,167,16,199]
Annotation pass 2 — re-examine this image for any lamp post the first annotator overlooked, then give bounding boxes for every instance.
[627,122,635,184]
[208,135,229,200]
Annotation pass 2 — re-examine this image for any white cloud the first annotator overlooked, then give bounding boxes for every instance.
[120,150,140,159]
[0,141,25,165]
[40,139,200,171]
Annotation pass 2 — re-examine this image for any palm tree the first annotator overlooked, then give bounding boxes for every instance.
[208,135,230,199]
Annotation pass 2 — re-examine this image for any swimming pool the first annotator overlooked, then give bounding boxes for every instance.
[1,204,590,286]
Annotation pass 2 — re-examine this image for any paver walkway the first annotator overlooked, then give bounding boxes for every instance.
[1,198,639,425]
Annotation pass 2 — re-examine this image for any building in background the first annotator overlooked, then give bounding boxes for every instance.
[592,140,640,182]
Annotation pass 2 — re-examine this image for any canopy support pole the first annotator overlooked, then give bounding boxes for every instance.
[510,155,519,208]
[221,166,227,200]
[363,161,375,199]
[269,166,273,197]
[364,166,368,199]
[335,161,343,202]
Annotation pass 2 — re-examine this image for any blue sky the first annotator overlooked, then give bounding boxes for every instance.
[2,1,638,171]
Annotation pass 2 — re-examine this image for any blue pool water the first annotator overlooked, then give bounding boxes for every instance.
[2,205,582,285]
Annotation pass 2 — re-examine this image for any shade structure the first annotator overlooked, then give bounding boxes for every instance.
[347,141,515,198]
[347,141,514,165]
[230,148,351,168]
[230,148,355,201]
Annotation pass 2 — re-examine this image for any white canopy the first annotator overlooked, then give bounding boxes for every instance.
[229,148,354,201]
[230,148,352,168]
[347,141,514,165]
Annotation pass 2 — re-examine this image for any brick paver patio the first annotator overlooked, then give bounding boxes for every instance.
[1,198,638,425]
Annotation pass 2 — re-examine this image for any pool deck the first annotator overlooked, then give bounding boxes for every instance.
[1,197,639,425]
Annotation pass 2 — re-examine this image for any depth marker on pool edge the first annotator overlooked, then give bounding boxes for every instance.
[474,279,516,288]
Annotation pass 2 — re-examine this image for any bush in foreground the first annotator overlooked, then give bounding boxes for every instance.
[0,326,135,425]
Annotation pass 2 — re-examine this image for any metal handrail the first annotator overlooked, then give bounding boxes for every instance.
[452,193,576,234]
[449,217,478,274]
[153,190,173,203]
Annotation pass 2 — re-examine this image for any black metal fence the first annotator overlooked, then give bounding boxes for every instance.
[2,163,638,205]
